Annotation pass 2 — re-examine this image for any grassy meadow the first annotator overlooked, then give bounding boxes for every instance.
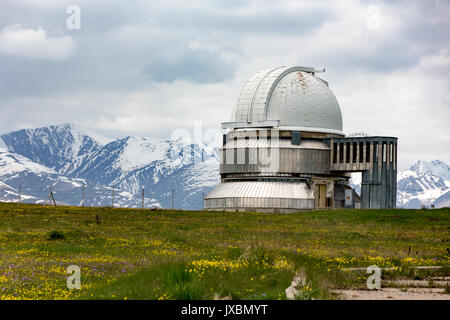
[0,202,448,300]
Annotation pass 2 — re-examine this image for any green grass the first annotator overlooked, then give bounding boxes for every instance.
[0,202,448,300]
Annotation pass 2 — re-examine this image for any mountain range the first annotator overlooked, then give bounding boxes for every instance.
[0,124,219,209]
[0,124,448,209]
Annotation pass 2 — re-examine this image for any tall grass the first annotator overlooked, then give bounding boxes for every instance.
[0,202,448,300]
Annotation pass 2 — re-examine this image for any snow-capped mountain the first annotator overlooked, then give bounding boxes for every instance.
[434,190,450,208]
[409,160,450,181]
[0,147,160,208]
[350,160,450,208]
[67,135,219,209]
[397,160,450,208]
[0,180,36,203]
[0,124,219,209]
[1,124,111,175]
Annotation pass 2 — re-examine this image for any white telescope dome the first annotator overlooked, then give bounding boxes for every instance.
[230,66,344,135]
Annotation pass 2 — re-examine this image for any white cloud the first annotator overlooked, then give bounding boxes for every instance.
[15,0,63,8]
[0,0,448,170]
[0,24,75,60]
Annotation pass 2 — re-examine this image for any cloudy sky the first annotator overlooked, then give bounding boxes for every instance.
[0,0,448,170]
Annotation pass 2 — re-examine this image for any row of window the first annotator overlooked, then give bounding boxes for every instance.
[332,141,396,164]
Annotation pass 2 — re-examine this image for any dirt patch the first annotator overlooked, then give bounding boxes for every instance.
[333,288,449,300]
[384,279,449,288]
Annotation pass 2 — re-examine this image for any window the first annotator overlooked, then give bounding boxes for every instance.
[366,141,371,163]
[353,142,357,163]
[222,149,226,164]
[291,131,301,145]
[333,143,337,163]
[339,143,344,163]
[359,142,364,163]
[346,142,351,163]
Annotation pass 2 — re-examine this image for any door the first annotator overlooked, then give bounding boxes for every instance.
[318,185,327,209]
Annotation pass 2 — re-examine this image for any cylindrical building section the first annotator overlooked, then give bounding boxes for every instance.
[220,133,331,177]
[204,181,315,213]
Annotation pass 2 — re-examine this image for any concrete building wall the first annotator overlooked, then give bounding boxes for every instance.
[220,145,331,176]
[330,136,397,209]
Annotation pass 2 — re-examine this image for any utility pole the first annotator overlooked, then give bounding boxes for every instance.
[51,188,57,207]
[171,189,174,209]
[112,185,115,208]
[142,187,144,210]
[82,183,85,207]
[47,187,57,208]
[18,185,21,208]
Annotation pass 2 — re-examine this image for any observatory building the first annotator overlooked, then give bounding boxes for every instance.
[204,66,397,213]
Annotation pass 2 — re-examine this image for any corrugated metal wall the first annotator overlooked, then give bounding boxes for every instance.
[205,181,315,211]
